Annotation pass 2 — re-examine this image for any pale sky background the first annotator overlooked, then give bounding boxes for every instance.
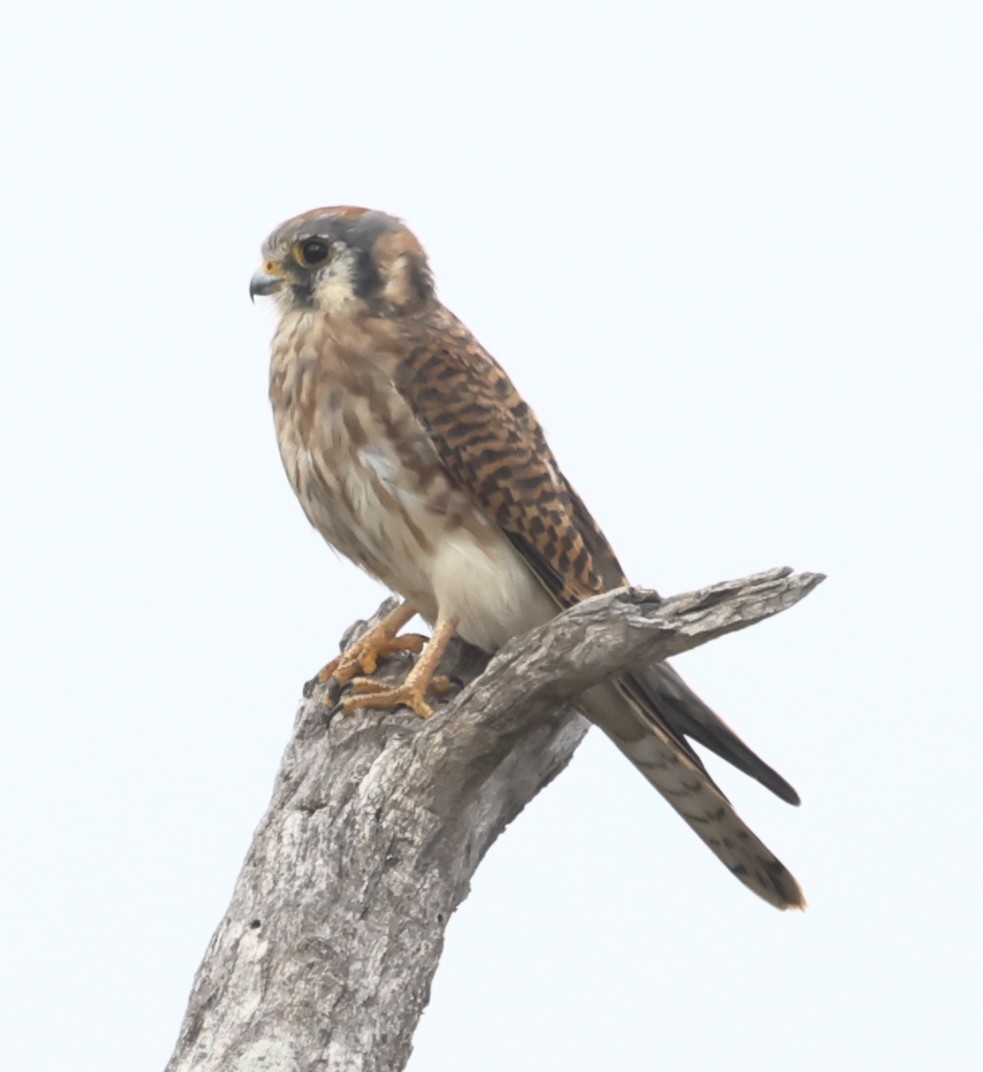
[2,2,980,1069]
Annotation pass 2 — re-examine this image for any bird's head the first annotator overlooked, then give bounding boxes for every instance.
[249,206,434,318]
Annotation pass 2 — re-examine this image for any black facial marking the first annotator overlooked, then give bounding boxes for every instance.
[351,247,384,300]
[289,280,314,307]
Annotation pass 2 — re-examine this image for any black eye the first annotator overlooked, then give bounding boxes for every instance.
[297,239,331,267]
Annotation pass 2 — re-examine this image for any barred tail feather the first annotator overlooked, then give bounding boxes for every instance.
[579,680,805,910]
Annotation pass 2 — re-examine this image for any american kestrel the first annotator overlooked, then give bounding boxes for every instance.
[250,207,804,910]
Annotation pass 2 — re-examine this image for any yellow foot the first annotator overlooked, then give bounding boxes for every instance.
[318,633,425,685]
[340,674,454,720]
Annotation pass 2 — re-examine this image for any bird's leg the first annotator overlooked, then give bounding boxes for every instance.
[318,601,423,685]
[342,615,459,720]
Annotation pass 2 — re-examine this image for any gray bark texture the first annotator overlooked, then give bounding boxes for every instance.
[165,567,822,1072]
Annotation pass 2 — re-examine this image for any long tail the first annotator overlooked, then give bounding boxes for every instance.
[578,669,805,911]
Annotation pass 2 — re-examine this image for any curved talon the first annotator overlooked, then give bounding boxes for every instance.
[339,615,459,720]
[319,632,425,684]
[316,603,421,685]
[317,657,341,685]
[342,678,435,720]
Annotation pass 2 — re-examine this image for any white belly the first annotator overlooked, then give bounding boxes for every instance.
[427,521,557,650]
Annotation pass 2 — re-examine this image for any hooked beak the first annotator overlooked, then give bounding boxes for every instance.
[249,265,286,302]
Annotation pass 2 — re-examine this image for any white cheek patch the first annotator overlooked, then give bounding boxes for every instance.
[315,252,359,315]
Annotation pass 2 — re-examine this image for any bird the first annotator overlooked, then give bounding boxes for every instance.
[250,206,804,910]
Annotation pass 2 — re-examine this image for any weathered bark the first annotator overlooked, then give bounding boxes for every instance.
[165,567,822,1072]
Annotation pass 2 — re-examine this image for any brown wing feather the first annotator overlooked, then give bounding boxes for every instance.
[394,306,799,790]
[393,306,609,606]
[390,305,804,908]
